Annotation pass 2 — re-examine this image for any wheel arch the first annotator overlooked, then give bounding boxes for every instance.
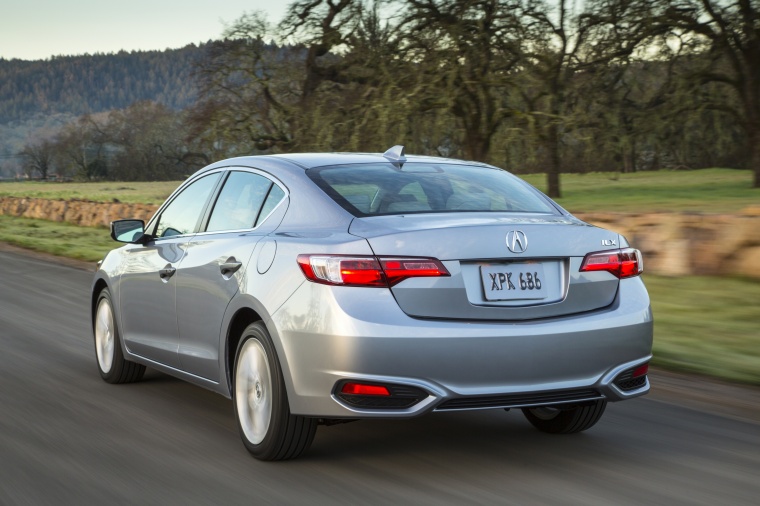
[91,276,110,329]
[225,307,263,395]
[222,294,289,400]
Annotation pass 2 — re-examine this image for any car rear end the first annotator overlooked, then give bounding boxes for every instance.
[268,158,652,419]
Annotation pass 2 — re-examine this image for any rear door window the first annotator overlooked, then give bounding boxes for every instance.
[206,171,274,232]
[204,171,288,232]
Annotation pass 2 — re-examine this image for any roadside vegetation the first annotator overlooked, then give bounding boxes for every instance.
[645,275,760,385]
[0,215,114,262]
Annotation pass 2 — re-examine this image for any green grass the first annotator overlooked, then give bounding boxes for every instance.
[518,168,758,214]
[0,215,114,262]
[1,168,757,213]
[646,274,760,385]
[0,180,181,205]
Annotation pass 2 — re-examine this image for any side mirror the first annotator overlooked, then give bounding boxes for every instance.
[110,219,149,244]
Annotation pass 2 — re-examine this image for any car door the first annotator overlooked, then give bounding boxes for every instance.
[175,169,288,381]
[118,172,222,368]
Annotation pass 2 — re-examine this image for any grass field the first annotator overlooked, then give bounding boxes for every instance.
[0,180,180,205]
[1,168,757,213]
[519,168,758,213]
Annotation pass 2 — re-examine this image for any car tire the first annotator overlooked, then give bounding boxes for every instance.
[233,322,317,461]
[93,288,146,384]
[522,400,607,434]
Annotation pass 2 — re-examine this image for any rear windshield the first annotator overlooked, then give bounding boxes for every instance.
[307,162,556,217]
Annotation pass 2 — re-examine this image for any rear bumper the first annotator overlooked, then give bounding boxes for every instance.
[269,277,653,418]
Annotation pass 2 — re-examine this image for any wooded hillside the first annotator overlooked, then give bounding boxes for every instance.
[0,45,202,123]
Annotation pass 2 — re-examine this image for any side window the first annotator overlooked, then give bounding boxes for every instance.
[155,173,221,238]
[255,184,286,227]
[206,171,273,232]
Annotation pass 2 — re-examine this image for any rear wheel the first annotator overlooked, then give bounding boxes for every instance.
[522,400,607,434]
[233,322,317,461]
[93,289,145,384]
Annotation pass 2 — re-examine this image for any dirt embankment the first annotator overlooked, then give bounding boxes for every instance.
[1,197,759,279]
[0,197,157,228]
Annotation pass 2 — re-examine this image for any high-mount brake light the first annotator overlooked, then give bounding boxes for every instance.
[297,255,449,287]
[580,247,643,278]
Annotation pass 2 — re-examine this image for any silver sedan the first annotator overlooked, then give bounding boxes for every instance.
[92,147,652,460]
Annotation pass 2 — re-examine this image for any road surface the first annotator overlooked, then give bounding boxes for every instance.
[1,250,758,505]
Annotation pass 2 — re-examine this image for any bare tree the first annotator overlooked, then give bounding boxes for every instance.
[662,0,760,187]
[19,139,56,179]
[395,0,524,162]
[55,115,109,180]
[517,0,663,196]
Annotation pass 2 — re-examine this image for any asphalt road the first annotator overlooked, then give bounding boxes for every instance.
[1,250,758,506]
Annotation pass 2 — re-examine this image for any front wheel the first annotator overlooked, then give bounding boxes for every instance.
[93,288,145,384]
[233,322,317,460]
[522,400,607,434]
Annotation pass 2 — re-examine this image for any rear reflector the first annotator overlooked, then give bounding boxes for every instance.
[614,362,649,392]
[297,254,449,287]
[580,247,643,278]
[340,382,391,396]
[334,380,429,409]
[632,363,649,378]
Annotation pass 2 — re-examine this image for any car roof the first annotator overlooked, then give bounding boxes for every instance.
[198,152,495,175]
[269,152,493,169]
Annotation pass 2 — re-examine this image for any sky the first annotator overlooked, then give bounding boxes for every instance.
[0,0,289,60]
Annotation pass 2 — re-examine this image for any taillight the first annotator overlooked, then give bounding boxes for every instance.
[379,258,449,286]
[580,248,643,278]
[297,255,449,287]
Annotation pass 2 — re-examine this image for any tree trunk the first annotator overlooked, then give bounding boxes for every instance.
[546,122,561,198]
[750,124,760,189]
[752,137,760,189]
[462,127,491,163]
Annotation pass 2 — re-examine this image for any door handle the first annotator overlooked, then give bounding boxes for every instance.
[159,265,176,280]
[220,258,243,276]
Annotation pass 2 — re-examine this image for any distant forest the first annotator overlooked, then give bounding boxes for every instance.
[0,45,202,123]
[2,0,758,192]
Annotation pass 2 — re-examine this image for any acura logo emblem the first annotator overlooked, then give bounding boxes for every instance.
[506,230,528,254]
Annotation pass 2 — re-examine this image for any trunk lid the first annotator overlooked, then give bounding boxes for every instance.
[349,213,621,320]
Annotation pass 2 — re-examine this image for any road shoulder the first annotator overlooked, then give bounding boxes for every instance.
[649,368,760,424]
[0,242,96,272]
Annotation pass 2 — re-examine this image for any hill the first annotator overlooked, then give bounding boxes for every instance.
[0,45,203,124]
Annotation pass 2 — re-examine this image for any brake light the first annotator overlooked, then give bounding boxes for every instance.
[580,248,643,278]
[297,255,449,287]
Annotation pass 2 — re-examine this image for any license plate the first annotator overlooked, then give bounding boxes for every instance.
[481,263,548,301]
